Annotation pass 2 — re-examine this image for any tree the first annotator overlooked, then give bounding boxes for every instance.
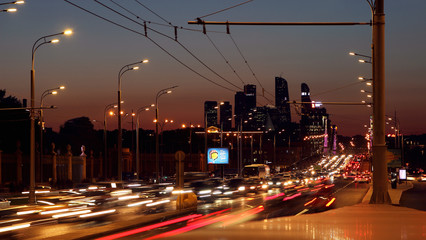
[0,89,30,153]
[58,117,100,155]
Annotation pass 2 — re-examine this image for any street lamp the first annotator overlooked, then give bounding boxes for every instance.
[0,1,24,13]
[39,85,65,182]
[135,104,154,178]
[117,59,148,181]
[0,1,25,5]
[29,29,72,204]
[155,86,178,182]
[1,8,16,12]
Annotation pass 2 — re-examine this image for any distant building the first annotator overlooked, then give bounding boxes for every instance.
[220,101,232,131]
[275,77,291,124]
[244,84,257,111]
[234,91,246,128]
[299,83,329,158]
[204,101,218,127]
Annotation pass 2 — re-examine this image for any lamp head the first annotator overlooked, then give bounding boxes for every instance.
[15,1,25,4]
[150,104,155,107]
[51,91,58,95]
[6,8,17,12]
[166,90,172,94]
[349,52,355,56]
[50,39,60,44]
[141,59,149,63]
[59,86,65,90]
[132,66,139,70]
[63,29,73,35]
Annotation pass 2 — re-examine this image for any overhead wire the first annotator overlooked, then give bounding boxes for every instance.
[99,0,243,91]
[205,33,245,85]
[64,0,237,92]
[196,0,254,19]
[121,0,225,34]
[310,81,365,97]
[229,34,274,104]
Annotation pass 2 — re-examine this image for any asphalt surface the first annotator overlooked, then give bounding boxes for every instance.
[399,181,426,211]
[101,179,370,239]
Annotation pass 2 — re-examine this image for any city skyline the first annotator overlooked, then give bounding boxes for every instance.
[2,1,426,136]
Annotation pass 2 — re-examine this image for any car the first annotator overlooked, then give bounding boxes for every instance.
[245,179,268,193]
[419,174,426,182]
[189,180,216,202]
[355,174,371,183]
[304,185,336,212]
[213,178,247,198]
[268,177,284,188]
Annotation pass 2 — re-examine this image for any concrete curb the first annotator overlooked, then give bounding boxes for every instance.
[361,181,414,205]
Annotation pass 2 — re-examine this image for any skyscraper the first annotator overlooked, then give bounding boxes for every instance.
[204,101,218,127]
[234,91,245,128]
[275,77,291,123]
[300,83,329,158]
[244,84,256,111]
[220,101,232,131]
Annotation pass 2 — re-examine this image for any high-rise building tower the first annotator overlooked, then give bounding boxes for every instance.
[244,84,256,111]
[275,77,291,123]
[301,83,312,115]
[234,91,245,128]
[204,101,218,127]
[220,101,232,131]
[300,83,329,158]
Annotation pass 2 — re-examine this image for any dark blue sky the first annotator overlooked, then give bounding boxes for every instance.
[1,0,425,136]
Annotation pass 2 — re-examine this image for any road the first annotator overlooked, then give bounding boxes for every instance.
[399,181,426,211]
[98,179,369,240]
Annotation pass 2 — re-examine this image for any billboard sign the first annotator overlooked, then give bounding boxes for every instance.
[207,148,229,164]
[399,169,406,180]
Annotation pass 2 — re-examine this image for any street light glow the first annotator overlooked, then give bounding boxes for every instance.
[166,90,172,94]
[51,91,58,95]
[358,59,366,63]
[141,59,149,63]
[15,0,24,4]
[50,39,59,44]
[7,8,17,12]
[59,86,65,90]
[63,29,73,35]
[349,52,355,56]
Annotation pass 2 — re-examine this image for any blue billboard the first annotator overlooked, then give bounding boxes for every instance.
[207,148,229,164]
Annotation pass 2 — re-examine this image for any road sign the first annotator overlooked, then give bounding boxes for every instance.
[175,151,185,161]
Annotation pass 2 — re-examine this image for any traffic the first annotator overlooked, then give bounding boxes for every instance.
[0,154,376,239]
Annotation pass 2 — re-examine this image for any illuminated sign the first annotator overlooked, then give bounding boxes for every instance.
[399,169,406,180]
[207,148,229,164]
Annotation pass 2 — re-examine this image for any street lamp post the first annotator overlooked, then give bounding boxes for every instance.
[103,102,122,178]
[135,104,154,179]
[117,59,148,181]
[39,86,64,182]
[29,29,72,204]
[155,86,178,182]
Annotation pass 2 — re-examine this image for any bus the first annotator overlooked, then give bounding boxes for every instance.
[242,164,270,179]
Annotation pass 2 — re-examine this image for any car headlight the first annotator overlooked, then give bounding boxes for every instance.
[238,186,245,191]
[198,190,212,195]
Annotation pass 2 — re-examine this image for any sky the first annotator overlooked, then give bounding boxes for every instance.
[1,0,426,136]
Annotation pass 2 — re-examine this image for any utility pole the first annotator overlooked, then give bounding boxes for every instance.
[370,0,390,204]
[188,1,389,203]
